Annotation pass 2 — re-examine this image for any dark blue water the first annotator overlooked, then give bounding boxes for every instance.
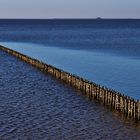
[1,19,140,139]
[0,19,140,99]
[1,50,140,139]
[0,19,140,57]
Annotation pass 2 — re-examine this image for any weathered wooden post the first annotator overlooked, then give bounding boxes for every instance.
[134,100,139,122]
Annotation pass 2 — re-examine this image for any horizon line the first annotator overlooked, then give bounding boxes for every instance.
[0,17,140,20]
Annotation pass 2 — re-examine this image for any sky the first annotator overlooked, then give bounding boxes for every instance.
[0,0,140,19]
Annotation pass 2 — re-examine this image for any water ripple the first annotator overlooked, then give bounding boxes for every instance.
[0,51,140,140]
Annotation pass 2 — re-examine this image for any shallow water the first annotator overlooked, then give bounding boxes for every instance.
[0,51,140,139]
[1,42,140,99]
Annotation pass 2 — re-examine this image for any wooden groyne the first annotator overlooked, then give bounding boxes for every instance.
[0,45,140,122]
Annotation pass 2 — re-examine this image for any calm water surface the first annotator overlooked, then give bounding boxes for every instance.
[0,19,140,99]
[1,42,140,100]
[0,51,140,139]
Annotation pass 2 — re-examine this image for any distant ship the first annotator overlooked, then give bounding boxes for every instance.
[96,17,102,20]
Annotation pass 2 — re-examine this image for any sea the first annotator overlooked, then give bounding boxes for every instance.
[0,19,140,139]
[0,19,140,99]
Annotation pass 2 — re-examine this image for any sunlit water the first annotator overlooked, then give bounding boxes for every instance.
[0,51,140,139]
[1,42,140,99]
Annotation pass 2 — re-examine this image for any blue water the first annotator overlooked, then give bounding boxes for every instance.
[1,50,140,139]
[0,19,140,99]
